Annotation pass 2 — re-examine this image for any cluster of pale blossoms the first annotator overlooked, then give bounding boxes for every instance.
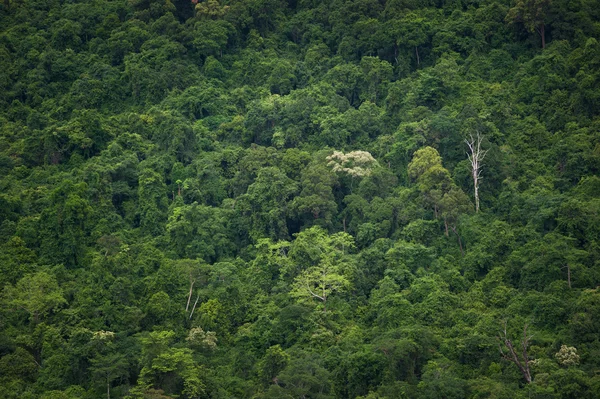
[92,330,115,341]
[187,327,218,350]
[326,150,378,177]
[555,345,580,366]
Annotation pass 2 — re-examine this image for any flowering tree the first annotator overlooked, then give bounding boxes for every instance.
[327,150,379,178]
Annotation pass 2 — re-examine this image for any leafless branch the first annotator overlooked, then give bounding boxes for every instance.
[497,320,532,384]
[465,131,488,213]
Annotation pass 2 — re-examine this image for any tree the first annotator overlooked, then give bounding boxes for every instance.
[238,167,298,241]
[262,350,332,398]
[39,180,92,266]
[324,63,362,105]
[359,56,393,103]
[406,145,474,250]
[190,19,233,58]
[292,161,338,228]
[89,331,129,399]
[506,0,551,48]
[186,327,217,351]
[138,167,168,236]
[327,150,379,191]
[388,11,432,68]
[498,320,533,384]
[439,187,473,255]
[257,345,289,385]
[0,236,37,286]
[290,227,354,313]
[131,331,205,398]
[174,260,206,315]
[195,0,230,20]
[166,204,234,261]
[465,131,488,213]
[418,358,468,399]
[3,272,66,324]
[554,345,579,367]
[408,146,453,218]
[247,238,292,292]
[291,259,351,313]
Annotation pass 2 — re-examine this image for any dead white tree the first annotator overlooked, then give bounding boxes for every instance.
[498,320,533,384]
[186,272,196,313]
[177,260,205,319]
[465,131,488,213]
[189,292,201,320]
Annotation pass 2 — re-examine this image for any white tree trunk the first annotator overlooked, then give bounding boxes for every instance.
[466,131,488,213]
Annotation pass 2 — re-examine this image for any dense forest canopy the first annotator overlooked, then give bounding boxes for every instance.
[1,0,599,398]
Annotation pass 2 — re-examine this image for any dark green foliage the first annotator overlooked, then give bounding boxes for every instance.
[1,0,599,397]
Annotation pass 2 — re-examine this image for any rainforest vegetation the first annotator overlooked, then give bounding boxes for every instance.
[1,0,599,397]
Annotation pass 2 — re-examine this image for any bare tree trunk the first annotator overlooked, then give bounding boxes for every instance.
[189,293,200,320]
[562,264,572,289]
[498,321,532,384]
[186,279,195,312]
[466,131,488,213]
[415,46,420,66]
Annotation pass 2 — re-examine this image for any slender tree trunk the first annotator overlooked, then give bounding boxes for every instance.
[474,180,479,213]
[415,46,420,66]
[538,24,546,49]
[189,293,200,320]
[563,264,572,289]
[466,132,488,213]
[498,321,532,384]
[107,377,110,399]
[186,279,195,312]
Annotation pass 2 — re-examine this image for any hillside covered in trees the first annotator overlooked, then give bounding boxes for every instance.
[1,0,600,397]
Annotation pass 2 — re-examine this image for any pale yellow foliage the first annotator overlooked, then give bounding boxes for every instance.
[326,150,378,177]
[187,327,218,350]
[555,345,580,366]
[92,330,115,341]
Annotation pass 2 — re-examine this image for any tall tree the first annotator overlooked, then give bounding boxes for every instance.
[3,271,67,324]
[498,321,533,384]
[289,227,354,313]
[465,131,488,213]
[506,0,551,48]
